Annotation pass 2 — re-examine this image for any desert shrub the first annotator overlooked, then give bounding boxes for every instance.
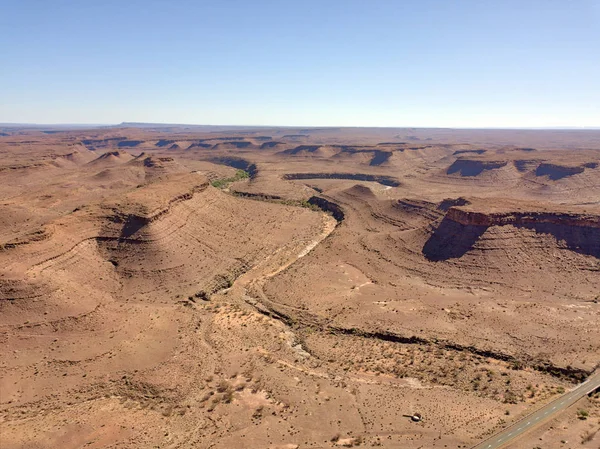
[576,408,589,420]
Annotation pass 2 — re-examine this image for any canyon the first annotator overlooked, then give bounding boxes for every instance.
[0,125,599,449]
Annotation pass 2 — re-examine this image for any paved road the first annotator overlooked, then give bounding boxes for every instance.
[471,370,600,449]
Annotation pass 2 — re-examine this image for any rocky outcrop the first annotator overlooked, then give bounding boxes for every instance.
[138,156,175,168]
[446,208,600,229]
[437,197,470,212]
[1,229,52,250]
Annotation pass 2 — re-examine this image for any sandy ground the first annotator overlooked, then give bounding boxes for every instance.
[0,127,598,448]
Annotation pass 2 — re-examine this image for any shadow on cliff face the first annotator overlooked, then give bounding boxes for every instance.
[422,217,487,261]
[522,222,600,258]
[283,173,401,187]
[208,157,258,178]
[307,196,345,222]
[423,215,600,261]
[369,151,393,166]
[446,160,507,176]
[534,163,585,180]
[119,214,148,239]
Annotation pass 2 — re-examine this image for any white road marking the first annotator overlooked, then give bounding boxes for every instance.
[473,374,600,448]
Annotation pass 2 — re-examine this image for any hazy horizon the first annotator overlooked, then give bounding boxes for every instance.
[2,122,600,131]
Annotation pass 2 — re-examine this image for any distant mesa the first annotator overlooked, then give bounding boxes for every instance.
[283,172,401,187]
[187,142,212,150]
[211,141,253,149]
[260,141,284,149]
[81,137,127,149]
[446,159,508,176]
[117,140,144,148]
[535,162,586,180]
[155,139,175,147]
[282,134,309,139]
[453,149,487,156]
[202,136,246,141]
[280,145,322,155]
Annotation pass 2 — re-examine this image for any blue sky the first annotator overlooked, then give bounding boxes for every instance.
[1,0,599,127]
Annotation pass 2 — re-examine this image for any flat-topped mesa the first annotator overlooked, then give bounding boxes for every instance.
[446,159,508,176]
[446,207,600,229]
[534,162,592,180]
[424,201,600,261]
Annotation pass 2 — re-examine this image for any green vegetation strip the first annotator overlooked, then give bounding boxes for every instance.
[211,169,249,188]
